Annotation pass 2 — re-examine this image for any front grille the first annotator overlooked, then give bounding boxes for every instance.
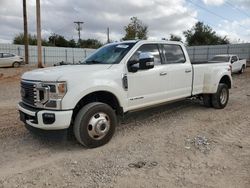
[21,81,36,106]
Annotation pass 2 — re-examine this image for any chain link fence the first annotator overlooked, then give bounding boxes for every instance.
[1,43,250,66]
[0,44,96,66]
[186,43,250,66]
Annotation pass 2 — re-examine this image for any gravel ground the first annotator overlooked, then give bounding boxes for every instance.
[0,67,250,188]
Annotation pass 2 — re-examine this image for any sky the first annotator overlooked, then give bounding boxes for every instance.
[0,0,250,44]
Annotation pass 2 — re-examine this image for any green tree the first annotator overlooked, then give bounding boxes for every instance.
[169,34,182,42]
[68,39,77,48]
[123,17,148,40]
[13,33,48,46]
[183,22,230,46]
[79,39,103,49]
[48,34,69,47]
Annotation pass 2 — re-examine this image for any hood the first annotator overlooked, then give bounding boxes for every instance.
[22,64,111,81]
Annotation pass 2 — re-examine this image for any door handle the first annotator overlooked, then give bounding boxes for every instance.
[185,69,192,73]
[160,72,167,76]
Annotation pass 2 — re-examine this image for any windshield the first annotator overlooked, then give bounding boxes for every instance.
[81,42,135,64]
[209,56,230,62]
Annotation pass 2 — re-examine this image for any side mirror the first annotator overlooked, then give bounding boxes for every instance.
[128,52,154,73]
[139,52,154,70]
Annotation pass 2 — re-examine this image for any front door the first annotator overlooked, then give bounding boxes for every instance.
[127,44,168,110]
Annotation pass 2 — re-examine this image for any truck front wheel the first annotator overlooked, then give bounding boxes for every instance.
[73,102,117,148]
[212,83,229,109]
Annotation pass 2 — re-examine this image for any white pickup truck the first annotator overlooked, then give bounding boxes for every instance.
[18,40,232,148]
[209,54,247,74]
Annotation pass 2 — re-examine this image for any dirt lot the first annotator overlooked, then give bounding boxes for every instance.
[0,67,250,188]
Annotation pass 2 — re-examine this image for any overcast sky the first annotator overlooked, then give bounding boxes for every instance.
[0,0,250,44]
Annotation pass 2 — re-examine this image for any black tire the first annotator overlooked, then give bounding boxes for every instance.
[239,65,245,74]
[13,62,20,68]
[73,102,117,148]
[203,94,213,107]
[212,83,229,109]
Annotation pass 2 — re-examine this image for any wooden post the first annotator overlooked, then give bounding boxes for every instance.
[23,0,29,64]
[36,0,43,68]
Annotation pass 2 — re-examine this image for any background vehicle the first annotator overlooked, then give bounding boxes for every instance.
[0,53,24,68]
[209,54,247,74]
[18,40,232,148]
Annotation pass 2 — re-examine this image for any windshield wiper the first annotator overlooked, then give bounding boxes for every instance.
[85,60,102,64]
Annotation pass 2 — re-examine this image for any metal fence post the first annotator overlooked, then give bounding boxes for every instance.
[65,49,67,62]
[193,47,195,62]
[84,49,87,58]
[72,49,75,64]
[207,47,209,60]
[17,47,21,56]
[43,48,46,65]
[227,45,229,54]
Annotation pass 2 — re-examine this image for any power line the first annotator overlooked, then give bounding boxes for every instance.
[225,1,250,18]
[186,0,249,30]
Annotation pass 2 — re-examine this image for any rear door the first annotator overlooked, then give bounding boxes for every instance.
[161,44,192,100]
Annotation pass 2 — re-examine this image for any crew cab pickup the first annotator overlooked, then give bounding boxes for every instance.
[18,40,232,148]
[209,54,247,74]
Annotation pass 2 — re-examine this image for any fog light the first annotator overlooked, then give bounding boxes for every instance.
[42,113,55,124]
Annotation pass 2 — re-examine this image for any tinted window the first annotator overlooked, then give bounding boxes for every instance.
[163,45,186,64]
[210,56,230,62]
[232,56,238,62]
[2,53,14,58]
[129,44,162,65]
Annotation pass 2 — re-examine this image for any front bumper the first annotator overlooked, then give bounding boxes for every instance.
[18,102,73,130]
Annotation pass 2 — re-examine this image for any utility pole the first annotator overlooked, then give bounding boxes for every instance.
[74,21,84,44]
[22,0,29,64]
[36,0,43,68]
[107,27,110,43]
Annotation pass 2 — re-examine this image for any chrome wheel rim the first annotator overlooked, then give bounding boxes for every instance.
[220,88,228,105]
[87,112,110,140]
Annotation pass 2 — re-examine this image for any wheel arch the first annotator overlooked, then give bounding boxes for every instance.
[219,75,231,89]
[72,90,123,123]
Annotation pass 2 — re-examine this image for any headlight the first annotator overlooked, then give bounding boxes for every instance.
[43,82,67,100]
[36,82,67,109]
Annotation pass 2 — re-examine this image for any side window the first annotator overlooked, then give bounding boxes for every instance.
[129,44,162,65]
[163,45,186,64]
[2,53,14,58]
[232,56,238,61]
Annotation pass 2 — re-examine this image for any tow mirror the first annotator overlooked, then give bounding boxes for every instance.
[138,52,154,70]
[128,52,154,73]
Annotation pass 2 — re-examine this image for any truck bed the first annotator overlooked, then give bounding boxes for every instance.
[191,61,230,95]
